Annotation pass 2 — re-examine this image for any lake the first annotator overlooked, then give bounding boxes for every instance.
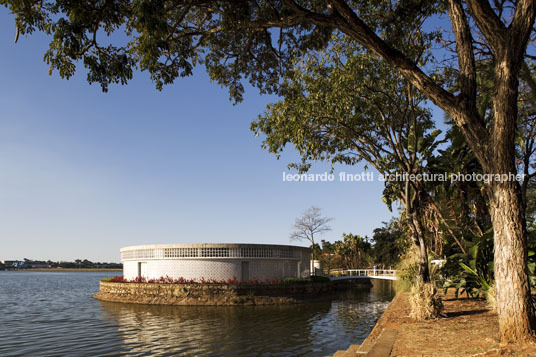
[0,271,394,356]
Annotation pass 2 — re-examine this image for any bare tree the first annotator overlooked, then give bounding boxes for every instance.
[290,207,333,261]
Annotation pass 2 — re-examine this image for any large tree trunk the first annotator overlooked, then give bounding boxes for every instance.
[489,52,536,343]
[489,182,535,342]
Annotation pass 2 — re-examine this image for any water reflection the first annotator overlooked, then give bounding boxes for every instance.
[0,272,393,357]
[99,280,394,356]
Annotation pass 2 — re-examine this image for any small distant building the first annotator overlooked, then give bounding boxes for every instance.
[121,243,310,281]
[1,260,25,268]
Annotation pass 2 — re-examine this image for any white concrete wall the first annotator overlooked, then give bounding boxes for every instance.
[123,258,310,281]
[121,244,311,281]
[123,261,138,279]
[148,259,241,281]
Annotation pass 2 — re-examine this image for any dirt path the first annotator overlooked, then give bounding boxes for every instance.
[362,291,536,356]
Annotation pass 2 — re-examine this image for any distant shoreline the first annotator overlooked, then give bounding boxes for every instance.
[6,268,122,272]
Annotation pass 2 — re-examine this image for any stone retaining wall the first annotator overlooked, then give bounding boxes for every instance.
[93,279,372,306]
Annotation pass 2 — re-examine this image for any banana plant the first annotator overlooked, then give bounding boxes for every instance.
[442,229,494,298]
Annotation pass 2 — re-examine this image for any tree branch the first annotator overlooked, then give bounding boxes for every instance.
[447,0,477,103]
[509,0,536,62]
[325,0,490,162]
[465,0,506,52]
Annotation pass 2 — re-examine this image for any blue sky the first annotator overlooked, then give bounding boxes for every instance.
[0,10,448,263]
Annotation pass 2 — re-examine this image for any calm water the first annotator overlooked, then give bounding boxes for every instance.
[0,271,394,356]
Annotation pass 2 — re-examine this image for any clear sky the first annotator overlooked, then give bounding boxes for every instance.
[0,10,423,263]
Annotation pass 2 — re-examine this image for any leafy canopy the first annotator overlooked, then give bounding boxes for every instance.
[2,0,440,100]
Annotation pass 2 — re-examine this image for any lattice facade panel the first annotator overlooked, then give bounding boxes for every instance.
[120,243,311,281]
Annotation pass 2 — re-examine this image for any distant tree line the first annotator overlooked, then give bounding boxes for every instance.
[314,219,409,272]
[1,258,122,270]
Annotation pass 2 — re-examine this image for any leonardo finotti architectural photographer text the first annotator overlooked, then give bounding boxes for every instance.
[282,171,526,183]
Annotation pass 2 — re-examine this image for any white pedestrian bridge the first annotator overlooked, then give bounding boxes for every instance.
[327,269,397,281]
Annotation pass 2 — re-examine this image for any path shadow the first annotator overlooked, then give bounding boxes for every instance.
[445,309,489,318]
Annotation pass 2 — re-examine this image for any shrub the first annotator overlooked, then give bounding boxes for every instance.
[174,277,195,284]
[395,248,420,292]
[103,275,293,285]
[132,276,146,283]
[441,229,494,298]
[281,276,330,284]
[244,277,260,284]
[264,278,280,284]
[160,275,175,284]
[310,275,330,282]
[281,277,308,284]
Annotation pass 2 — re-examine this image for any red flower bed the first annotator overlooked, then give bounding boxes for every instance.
[103,275,281,285]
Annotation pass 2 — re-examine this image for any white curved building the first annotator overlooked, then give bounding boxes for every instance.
[121,243,311,281]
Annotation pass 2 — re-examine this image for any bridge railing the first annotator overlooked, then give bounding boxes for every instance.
[325,269,397,278]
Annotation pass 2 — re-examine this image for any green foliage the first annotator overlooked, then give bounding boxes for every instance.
[320,232,374,270]
[310,243,322,261]
[309,275,330,283]
[341,233,372,268]
[402,226,536,299]
[527,229,536,287]
[319,239,337,272]
[441,229,494,298]
[426,119,490,250]
[251,41,436,177]
[526,187,536,226]
[394,248,421,292]
[280,277,306,284]
[2,1,443,101]
[371,219,410,268]
[2,1,340,99]
[394,245,442,292]
[251,36,441,288]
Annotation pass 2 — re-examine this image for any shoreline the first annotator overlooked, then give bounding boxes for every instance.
[4,268,122,272]
[332,290,536,356]
[330,292,401,357]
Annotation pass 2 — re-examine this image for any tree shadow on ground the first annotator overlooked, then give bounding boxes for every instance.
[445,309,489,318]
